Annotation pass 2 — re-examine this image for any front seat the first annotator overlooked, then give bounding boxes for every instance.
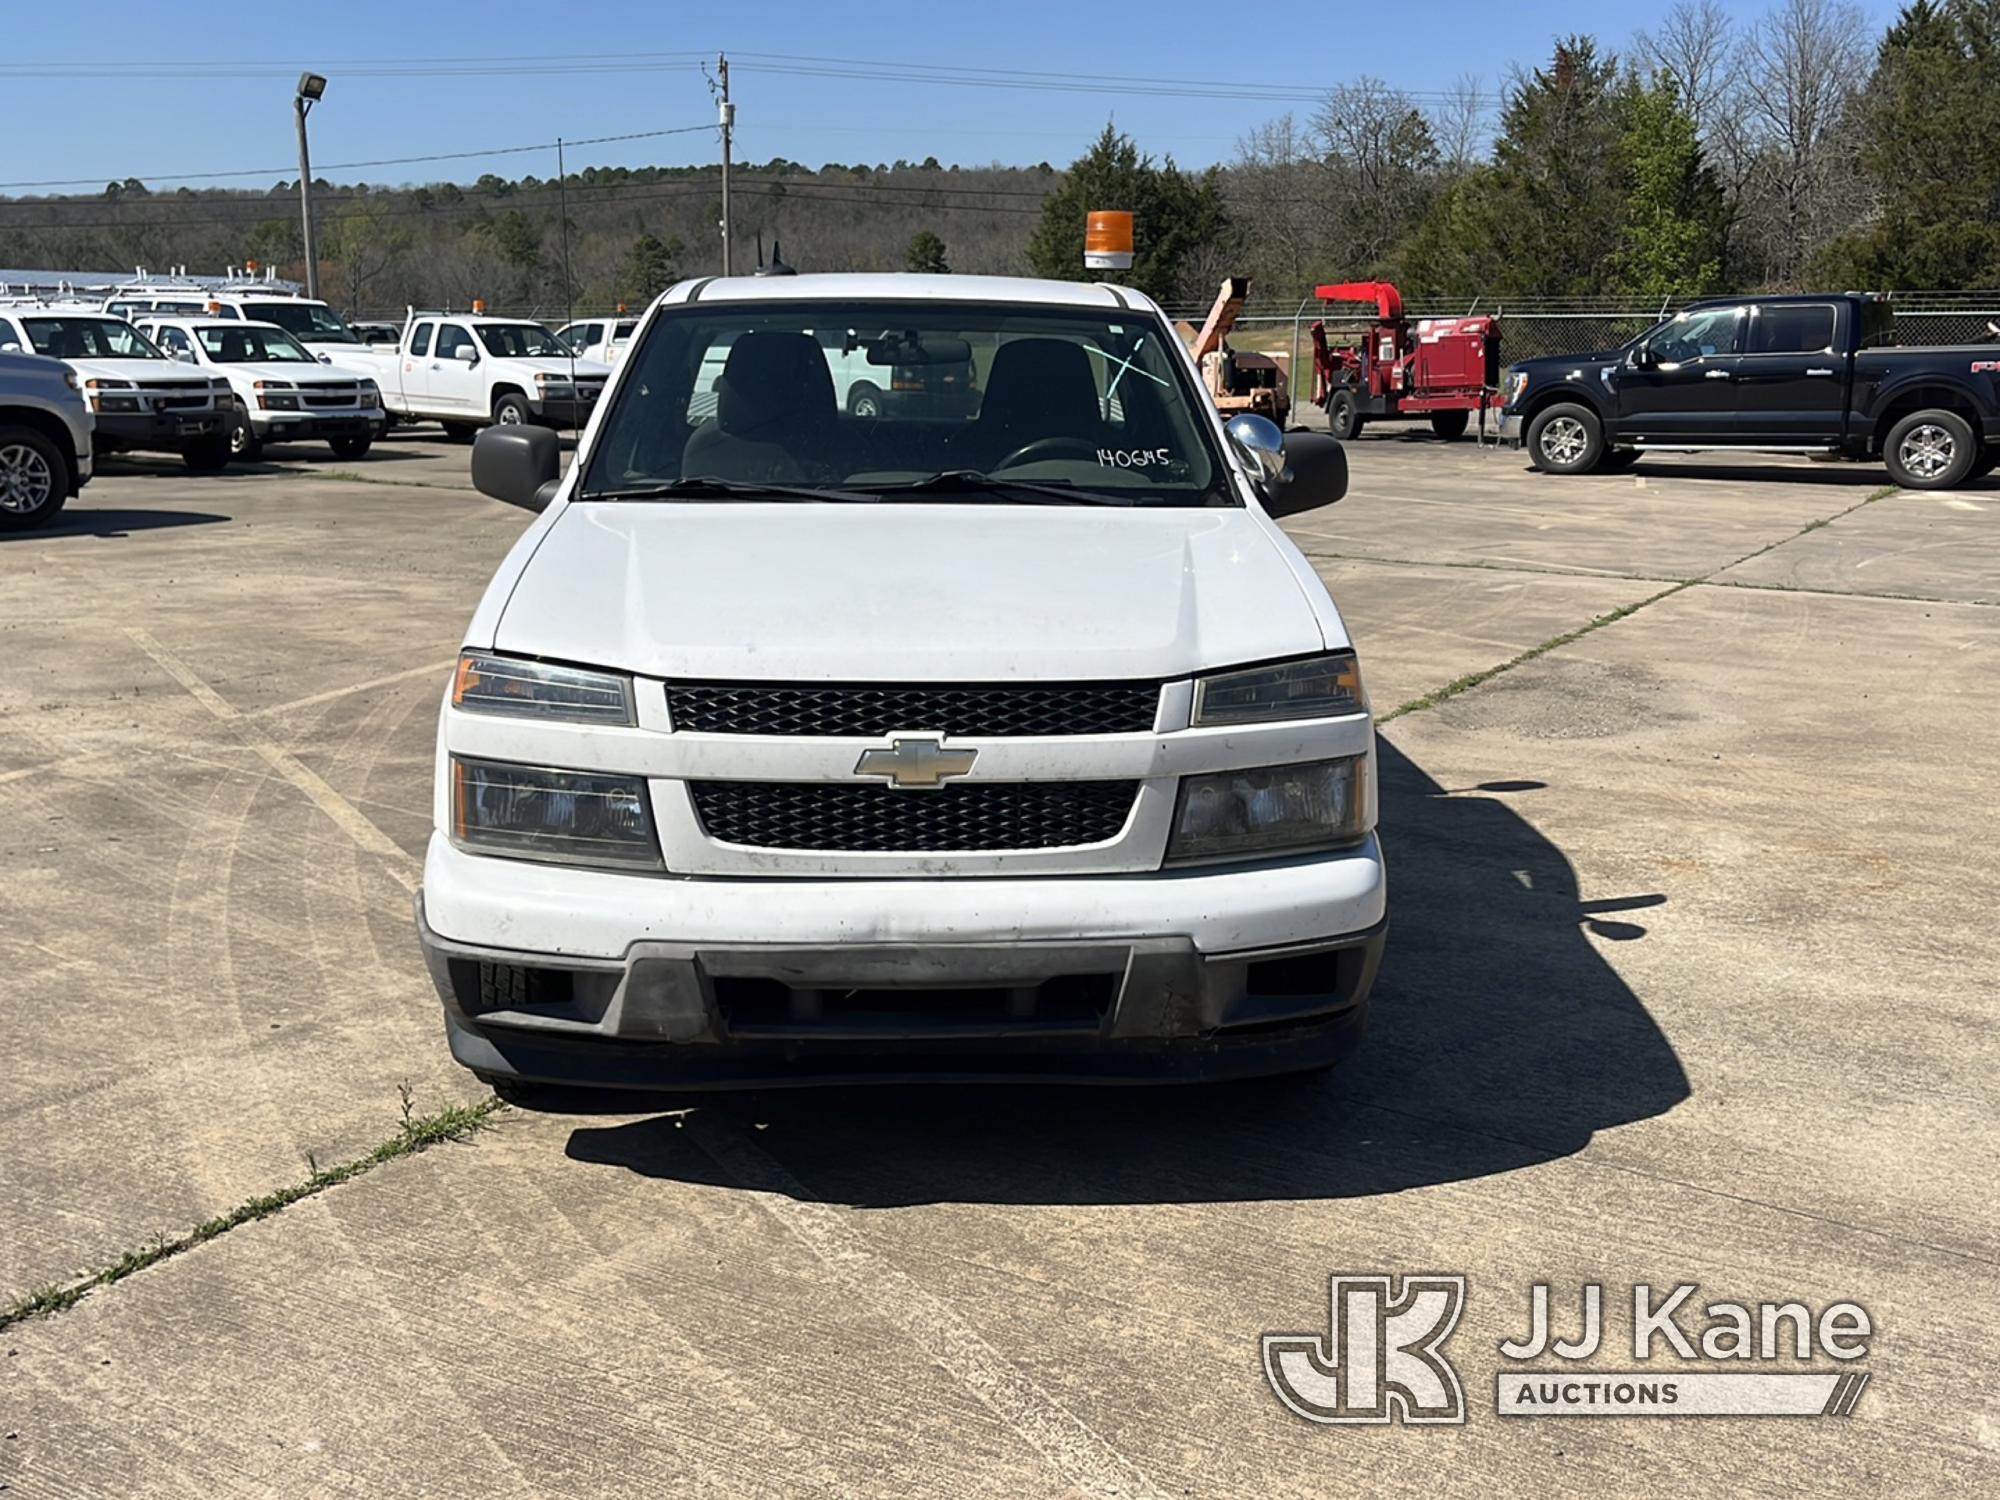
[219,331,252,362]
[681,332,839,483]
[972,338,1103,468]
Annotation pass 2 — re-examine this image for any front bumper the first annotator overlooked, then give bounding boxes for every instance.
[530,394,599,427]
[94,409,222,450]
[1498,410,1524,444]
[252,412,379,440]
[417,834,1387,1087]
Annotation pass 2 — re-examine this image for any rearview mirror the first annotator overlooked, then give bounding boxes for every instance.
[454,344,479,364]
[866,333,973,366]
[471,424,560,511]
[1260,431,1348,518]
[1225,412,1286,484]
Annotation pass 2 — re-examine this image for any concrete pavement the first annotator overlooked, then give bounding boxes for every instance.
[1,432,1995,1496]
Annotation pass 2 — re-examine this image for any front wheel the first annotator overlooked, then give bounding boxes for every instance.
[1325,389,1362,441]
[1429,409,1469,441]
[1525,402,1604,474]
[848,383,884,418]
[329,435,373,460]
[0,426,67,532]
[492,393,532,427]
[1884,410,1977,490]
[228,416,263,463]
[181,434,231,473]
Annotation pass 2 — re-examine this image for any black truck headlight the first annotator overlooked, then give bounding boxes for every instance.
[1193,652,1363,725]
[452,651,634,724]
[1166,756,1368,865]
[451,757,662,871]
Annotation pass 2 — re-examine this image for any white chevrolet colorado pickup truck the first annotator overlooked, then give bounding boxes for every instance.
[418,273,1382,1094]
[344,313,610,438]
[135,318,384,461]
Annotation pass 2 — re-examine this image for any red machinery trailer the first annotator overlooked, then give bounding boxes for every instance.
[1310,281,1501,441]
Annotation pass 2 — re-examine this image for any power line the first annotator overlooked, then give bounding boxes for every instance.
[0,124,717,193]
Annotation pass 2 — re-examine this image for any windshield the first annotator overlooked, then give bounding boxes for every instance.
[477,323,572,358]
[22,317,162,360]
[241,300,359,344]
[581,300,1231,507]
[198,325,317,363]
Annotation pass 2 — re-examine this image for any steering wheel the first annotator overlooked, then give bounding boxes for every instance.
[993,435,1100,470]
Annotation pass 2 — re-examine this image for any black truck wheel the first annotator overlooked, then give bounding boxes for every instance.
[181,433,231,473]
[1326,390,1362,441]
[329,435,373,460]
[1429,410,1469,441]
[1884,410,1977,490]
[492,393,532,427]
[1525,403,1605,474]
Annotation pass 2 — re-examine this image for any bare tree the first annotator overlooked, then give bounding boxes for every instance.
[1742,0,1868,285]
[1432,73,1490,174]
[1634,0,1742,135]
[1311,77,1441,271]
[1231,113,1323,297]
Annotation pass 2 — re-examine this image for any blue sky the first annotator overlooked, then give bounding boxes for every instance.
[0,0,1909,193]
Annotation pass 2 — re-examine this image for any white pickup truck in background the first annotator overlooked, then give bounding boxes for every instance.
[342,313,611,438]
[103,281,371,360]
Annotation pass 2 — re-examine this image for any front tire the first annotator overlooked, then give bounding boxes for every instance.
[228,416,263,463]
[329,435,373,460]
[492,393,532,427]
[181,434,231,473]
[848,382,884,418]
[1325,389,1362,441]
[1884,410,1977,490]
[1526,402,1604,474]
[1429,409,1469,441]
[0,426,67,532]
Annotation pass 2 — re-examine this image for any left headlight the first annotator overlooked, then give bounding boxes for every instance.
[1193,652,1363,725]
[451,756,662,871]
[1166,756,1368,865]
[452,651,634,724]
[358,380,381,409]
[1506,368,1530,406]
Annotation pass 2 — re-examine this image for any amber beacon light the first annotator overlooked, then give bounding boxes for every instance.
[1084,211,1134,270]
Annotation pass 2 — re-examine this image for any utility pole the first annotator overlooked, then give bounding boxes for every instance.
[294,72,326,299]
[718,54,734,276]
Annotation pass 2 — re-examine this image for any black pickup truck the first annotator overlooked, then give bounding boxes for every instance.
[1498,294,2000,489]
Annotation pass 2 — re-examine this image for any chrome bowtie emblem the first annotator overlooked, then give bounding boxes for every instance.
[853,735,977,790]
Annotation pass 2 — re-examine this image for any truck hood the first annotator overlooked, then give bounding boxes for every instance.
[217,362,368,385]
[63,358,210,386]
[506,356,613,379]
[493,502,1334,681]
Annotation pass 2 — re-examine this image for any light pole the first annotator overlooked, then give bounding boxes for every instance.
[294,72,326,299]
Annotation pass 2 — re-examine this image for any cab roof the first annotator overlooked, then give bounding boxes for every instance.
[662,272,1150,311]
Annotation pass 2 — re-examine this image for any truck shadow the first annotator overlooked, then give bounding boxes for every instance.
[564,737,1691,1205]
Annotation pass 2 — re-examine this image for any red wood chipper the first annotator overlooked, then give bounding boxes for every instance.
[1309,281,1501,441]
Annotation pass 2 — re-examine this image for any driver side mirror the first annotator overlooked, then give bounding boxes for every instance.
[454,344,480,364]
[1629,345,1657,369]
[471,425,560,511]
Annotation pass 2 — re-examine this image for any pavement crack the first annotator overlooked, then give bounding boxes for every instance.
[0,1092,502,1332]
[1378,484,1900,723]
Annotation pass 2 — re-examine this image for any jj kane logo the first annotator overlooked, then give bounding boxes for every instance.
[1265,1277,1873,1425]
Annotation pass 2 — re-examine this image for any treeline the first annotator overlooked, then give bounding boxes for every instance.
[2,0,1996,314]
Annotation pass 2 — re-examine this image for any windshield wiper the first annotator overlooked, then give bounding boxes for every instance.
[871,470,1135,506]
[579,477,882,504]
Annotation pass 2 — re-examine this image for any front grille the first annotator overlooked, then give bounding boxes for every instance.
[668,680,1160,738]
[691,779,1138,852]
[302,385,360,408]
[155,395,210,410]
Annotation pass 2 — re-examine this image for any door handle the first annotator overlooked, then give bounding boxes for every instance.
[1806,367,1835,376]
[1705,369,1731,379]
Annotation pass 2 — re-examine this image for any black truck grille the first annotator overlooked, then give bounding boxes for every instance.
[690,780,1138,852]
[667,681,1160,738]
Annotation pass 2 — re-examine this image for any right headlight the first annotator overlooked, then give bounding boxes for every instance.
[1193,652,1363,725]
[451,756,662,871]
[452,651,634,724]
[1166,756,1368,865]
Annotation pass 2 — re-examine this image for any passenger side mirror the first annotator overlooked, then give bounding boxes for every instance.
[1261,432,1348,518]
[471,424,560,511]
[454,345,479,364]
